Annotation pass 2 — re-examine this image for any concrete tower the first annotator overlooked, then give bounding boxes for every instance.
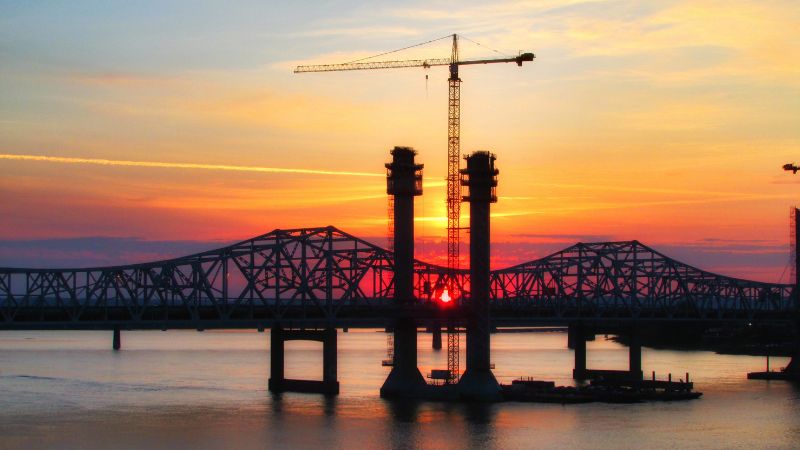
[784,207,800,375]
[380,146,427,398]
[457,151,502,401]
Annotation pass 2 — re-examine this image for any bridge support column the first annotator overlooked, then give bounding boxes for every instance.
[323,327,338,387]
[270,325,284,384]
[269,326,339,395]
[780,211,800,377]
[432,323,442,350]
[380,147,427,399]
[112,326,121,351]
[381,317,426,398]
[749,215,800,381]
[784,214,800,376]
[782,318,800,375]
[785,351,800,374]
[629,326,643,379]
[789,211,800,376]
[570,324,587,379]
[457,152,502,402]
[572,325,644,381]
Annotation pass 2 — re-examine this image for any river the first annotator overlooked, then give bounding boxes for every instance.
[1,329,798,449]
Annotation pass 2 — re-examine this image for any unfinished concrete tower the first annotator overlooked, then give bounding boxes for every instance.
[785,207,800,375]
[380,146,427,398]
[457,151,502,401]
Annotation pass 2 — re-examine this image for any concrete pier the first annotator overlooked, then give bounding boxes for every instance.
[432,325,443,350]
[786,250,800,376]
[380,147,427,398]
[764,215,800,378]
[457,151,502,401]
[572,324,643,381]
[629,326,643,378]
[112,326,121,351]
[789,216,800,376]
[747,210,800,381]
[269,326,339,395]
[785,349,800,374]
[570,324,587,379]
[749,318,800,380]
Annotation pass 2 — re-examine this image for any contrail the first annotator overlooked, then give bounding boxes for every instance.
[0,153,384,178]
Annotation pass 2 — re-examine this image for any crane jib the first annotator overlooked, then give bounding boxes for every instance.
[293,53,535,74]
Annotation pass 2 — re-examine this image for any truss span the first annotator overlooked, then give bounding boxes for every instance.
[491,241,794,321]
[0,227,794,328]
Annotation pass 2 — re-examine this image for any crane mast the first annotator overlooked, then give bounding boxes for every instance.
[294,34,534,383]
[446,35,462,383]
[447,34,461,286]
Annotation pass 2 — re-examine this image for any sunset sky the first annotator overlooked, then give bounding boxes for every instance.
[1,0,799,281]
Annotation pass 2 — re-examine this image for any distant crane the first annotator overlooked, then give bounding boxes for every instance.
[295,34,535,382]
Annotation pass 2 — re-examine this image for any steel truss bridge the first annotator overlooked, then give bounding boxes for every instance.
[0,226,795,329]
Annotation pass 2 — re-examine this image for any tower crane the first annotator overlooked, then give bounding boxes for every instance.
[295,34,535,382]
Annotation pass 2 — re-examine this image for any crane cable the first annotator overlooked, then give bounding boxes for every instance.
[345,33,515,65]
[459,34,513,58]
[344,34,454,64]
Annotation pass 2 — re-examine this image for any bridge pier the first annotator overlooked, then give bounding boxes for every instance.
[784,350,800,374]
[432,324,442,350]
[570,324,587,379]
[381,317,426,398]
[380,147,427,399]
[629,326,642,377]
[787,214,800,376]
[748,215,800,381]
[112,326,121,351]
[457,152,502,402]
[779,216,800,378]
[268,326,339,395]
[777,318,800,376]
[572,325,643,381]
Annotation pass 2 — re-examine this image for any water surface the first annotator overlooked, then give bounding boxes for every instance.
[1,330,798,449]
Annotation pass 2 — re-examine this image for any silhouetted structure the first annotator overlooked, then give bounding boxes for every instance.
[747,207,800,381]
[269,326,339,395]
[380,147,426,398]
[113,326,121,351]
[457,151,502,401]
[571,324,643,381]
[0,235,793,328]
[295,34,535,303]
[1,154,799,395]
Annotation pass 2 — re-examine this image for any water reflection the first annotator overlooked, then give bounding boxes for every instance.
[323,395,337,417]
[1,330,798,449]
[270,392,284,414]
[385,399,420,423]
[380,399,498,448]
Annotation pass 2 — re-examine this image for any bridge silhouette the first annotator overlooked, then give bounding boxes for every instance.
[2,147,798,398]
[0,225,793,329]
